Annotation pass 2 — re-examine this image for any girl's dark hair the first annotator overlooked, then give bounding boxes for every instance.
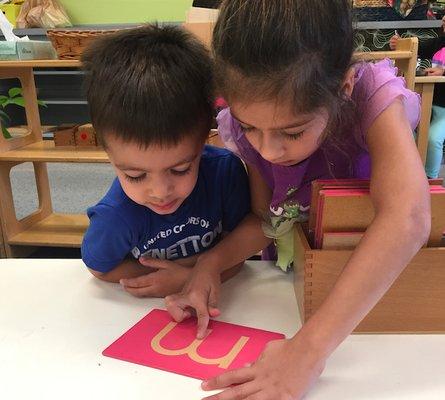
[213,0,356,147]
[82,24,214,148]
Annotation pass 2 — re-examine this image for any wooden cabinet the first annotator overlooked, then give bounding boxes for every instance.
[0,60,107,257]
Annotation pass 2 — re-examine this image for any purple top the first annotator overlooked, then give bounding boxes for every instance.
[217,60,420,219]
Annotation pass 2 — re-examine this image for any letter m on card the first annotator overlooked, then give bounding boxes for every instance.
[103,309,285,379]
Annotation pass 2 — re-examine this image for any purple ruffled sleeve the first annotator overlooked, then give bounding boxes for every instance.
[354,59,420,138]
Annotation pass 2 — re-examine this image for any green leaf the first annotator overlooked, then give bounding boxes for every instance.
[37,100,47,108]
[8,87,22,98]
[0,95,8,106]
[0,109,11,122]
[2,125,12,139]
[5,97,25,107]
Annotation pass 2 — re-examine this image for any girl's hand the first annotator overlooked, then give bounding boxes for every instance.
[201,334,326,400]
[165,263,221,339]
[120,258,191,298]
[425,67,445,77]
[389,34,400,51]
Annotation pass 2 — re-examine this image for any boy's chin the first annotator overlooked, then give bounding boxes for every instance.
[145,198,183,215]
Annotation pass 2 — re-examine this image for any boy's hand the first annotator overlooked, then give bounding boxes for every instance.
[425,67,445,77]
[165,263,221,339]
[389,34,400,51]
[119,258,191,298]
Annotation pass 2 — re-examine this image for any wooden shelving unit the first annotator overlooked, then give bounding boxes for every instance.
[8,213,89,247]
[0,59,101,257]
[0,140,108,163]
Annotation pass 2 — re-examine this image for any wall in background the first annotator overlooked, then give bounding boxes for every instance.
[58,0,191,24]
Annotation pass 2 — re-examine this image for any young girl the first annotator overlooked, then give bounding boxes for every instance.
[165,1,430,398]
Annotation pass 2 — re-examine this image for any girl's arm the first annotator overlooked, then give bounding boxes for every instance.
[165,164,273,338]
[201,99,430,400]
[299,99,430,356]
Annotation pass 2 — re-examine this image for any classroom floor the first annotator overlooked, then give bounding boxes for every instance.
[8,160,445,258]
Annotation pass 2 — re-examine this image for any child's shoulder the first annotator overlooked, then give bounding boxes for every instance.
[353,59,402,98]
[87,178,145,221]
[353,59,420,131]
[198,145,247,186]
[201,144,237,160]
[200,144,244,170]
[97,178,131,208]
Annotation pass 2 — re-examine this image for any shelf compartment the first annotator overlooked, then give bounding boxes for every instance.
[8,213,88,247]
[0,140,108,163]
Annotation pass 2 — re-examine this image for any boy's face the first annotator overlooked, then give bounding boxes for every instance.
[230,98,329,166]
[105,134,205,215]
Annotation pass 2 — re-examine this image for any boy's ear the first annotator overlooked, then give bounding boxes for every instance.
[342,67,355,97]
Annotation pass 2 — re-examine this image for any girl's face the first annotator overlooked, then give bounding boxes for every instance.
[230,99,329,166]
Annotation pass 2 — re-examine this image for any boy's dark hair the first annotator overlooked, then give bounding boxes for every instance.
[213,0,356,147]
[82,24,214,148]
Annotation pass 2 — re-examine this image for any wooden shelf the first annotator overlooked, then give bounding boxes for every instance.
[0,140,108,163]
[415,76,445,84]
[8,213,88,247]
[0,60,81,68]
[355,50,412,60]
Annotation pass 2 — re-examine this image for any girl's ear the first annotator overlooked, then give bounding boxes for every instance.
[342,67,355,97]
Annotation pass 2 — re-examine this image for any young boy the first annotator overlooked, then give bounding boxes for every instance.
[80,25,250,298]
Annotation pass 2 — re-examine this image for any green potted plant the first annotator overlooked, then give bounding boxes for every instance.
[0,87,46,139]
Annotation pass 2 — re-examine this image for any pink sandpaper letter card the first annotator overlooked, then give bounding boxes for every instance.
[103,309,285,380]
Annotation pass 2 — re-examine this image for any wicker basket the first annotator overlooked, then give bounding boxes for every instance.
[353,0,388,7]
[46,29,119,60]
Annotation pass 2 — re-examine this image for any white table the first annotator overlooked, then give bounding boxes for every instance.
[1,259,444,400]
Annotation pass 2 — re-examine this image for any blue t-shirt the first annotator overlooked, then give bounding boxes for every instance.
[81,145,250,273]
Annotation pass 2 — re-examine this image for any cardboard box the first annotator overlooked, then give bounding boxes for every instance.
[0,40,57,60]
[294,225,445,333]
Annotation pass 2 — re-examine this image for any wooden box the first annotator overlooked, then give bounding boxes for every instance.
[53,124,77,146]
[75,124,97,147]
[293,225,445,333]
